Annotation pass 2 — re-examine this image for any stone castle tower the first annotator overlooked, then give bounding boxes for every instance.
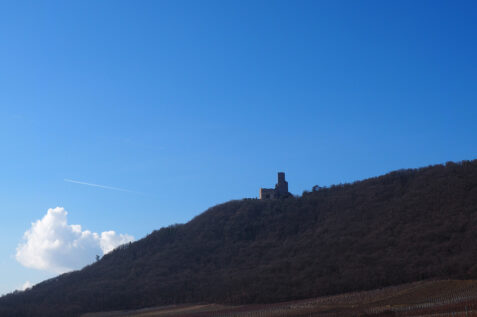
[260,172,290,200]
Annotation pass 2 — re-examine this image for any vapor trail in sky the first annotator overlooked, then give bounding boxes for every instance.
[64,179,140,194]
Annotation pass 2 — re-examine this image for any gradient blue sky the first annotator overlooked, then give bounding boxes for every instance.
[1,0,477,294]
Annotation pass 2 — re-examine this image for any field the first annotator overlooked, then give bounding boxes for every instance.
[83,280,477,316]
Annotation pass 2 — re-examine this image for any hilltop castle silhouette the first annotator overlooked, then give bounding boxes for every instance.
[260,172,291,199]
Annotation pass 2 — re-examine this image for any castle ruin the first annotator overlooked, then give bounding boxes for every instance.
[260,172,291,199]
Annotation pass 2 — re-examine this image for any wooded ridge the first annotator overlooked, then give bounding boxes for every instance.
[1,159,477,317]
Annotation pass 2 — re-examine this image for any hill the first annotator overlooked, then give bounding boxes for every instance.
[82,280,477,316]
[1,159,477,316]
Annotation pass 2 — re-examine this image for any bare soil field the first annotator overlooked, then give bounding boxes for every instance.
[83,280,477,317]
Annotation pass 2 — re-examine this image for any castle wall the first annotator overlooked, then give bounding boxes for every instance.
[260,188,275,200]
[275,172,288,196]
[260,172,290,200]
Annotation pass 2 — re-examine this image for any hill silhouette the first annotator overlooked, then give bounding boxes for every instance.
[1,159,477,317]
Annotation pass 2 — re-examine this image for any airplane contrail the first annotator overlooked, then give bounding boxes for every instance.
[64,179,142,194]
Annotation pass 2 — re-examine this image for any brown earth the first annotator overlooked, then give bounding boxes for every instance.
[83,279,477,316]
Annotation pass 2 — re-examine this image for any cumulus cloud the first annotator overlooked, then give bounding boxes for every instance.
[16,207,134,273]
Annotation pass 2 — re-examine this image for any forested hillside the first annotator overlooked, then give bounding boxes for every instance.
[2,159,477,317]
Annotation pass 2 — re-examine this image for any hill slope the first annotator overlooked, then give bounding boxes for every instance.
[2,160,477,316]
[82,280,477,317]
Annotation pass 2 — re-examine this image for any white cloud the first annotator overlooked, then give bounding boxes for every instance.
[16,207,134,273]
[18,281,33,291]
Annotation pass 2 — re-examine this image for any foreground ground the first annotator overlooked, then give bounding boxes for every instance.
[83,279,477,316]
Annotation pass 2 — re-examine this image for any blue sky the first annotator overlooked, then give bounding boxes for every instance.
[1,0,477,294]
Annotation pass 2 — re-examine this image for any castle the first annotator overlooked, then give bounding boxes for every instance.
[260,172,291,199]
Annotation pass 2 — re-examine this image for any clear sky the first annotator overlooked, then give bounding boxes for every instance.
[1,0,476,295]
